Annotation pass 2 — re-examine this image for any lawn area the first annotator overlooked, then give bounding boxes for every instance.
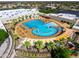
[39,8,59,14]
[0,29,9,45]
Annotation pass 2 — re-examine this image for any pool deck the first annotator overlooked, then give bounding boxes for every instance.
[15,17,76,43]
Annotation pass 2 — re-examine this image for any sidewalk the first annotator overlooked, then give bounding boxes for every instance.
[1,35,15,58]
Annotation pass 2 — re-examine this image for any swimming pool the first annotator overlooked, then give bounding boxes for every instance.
[23,19,62,37]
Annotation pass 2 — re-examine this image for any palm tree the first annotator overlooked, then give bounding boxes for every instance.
[51,47,71,58]
[29,15,31,19]
[50,39,71,58]
[25,15,28,19]
[23,41,31,49]
[35,40,44,52]
[18,17,22,21]
[47,41,56,51]
[21,16,24,20]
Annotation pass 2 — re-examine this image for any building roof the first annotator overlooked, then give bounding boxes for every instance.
[49,13,78,20]
[0,8,38,21]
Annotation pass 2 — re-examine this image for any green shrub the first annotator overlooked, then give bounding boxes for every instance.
[0,29,9,45]
[39,8,59,14]
[51,47,71,58]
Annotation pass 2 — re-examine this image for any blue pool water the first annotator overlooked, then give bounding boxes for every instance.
[23,19,62,37]
[23,19,44,28]
[32,27,58,37]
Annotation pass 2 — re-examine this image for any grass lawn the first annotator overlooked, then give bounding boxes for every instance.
[0,29,9,45]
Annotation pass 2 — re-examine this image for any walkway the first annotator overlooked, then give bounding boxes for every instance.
[1,35,15,58]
